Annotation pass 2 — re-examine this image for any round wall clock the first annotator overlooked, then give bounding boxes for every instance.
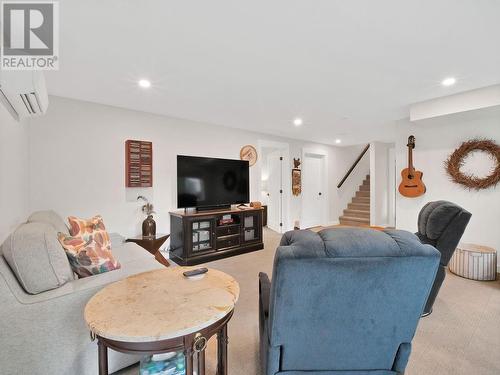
[240,145,258,166]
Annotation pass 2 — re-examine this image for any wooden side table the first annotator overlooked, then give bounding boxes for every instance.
[127,234,171,267]
[84,268,239,375]
[126,233,169,254]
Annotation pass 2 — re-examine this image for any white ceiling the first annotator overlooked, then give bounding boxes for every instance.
[46,0,500,145]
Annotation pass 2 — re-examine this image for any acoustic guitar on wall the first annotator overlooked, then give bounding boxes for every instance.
[398,135,426,198]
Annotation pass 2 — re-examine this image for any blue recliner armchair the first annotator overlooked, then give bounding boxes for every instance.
[259,228,440,375]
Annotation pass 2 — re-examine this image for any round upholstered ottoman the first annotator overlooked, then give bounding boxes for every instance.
[449,243,497,281]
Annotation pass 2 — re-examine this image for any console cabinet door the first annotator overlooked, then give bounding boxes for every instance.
[188,218,216,256]
[242,211,262,243]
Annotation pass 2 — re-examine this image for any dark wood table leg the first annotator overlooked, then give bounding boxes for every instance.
[154,251,171,267]
[217,324,228,375]
[98,339,108,375]
[185,348,194,375]
[198,349,206,375]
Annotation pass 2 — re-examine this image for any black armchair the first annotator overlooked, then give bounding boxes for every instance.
[416,201,471,316]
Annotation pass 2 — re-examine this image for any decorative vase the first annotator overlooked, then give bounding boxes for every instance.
[142,215,156,238]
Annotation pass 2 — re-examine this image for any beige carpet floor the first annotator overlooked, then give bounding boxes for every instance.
[118,228,500,375]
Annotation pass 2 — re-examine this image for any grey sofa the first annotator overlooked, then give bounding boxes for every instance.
[0,211,163,375]
[416,201,471,315]
[259,228,440,375]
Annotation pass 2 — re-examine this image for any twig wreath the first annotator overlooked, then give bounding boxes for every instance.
[445,139,500,190]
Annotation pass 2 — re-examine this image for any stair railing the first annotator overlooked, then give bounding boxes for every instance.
[337,144,370,188]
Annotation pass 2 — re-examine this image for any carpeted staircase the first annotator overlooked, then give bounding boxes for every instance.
[339,175,370,226]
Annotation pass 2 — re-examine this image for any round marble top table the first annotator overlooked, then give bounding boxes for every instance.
[84,267,240,375]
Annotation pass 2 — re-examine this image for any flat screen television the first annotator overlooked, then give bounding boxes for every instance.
[177,155,250,209]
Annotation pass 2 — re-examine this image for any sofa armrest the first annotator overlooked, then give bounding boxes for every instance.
[259,272,271,319]
[0,247,160,305]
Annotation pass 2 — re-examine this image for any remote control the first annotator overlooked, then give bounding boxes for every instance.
[183,268,208,278]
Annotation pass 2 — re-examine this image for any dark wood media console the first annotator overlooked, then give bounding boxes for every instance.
[169,207,264,265]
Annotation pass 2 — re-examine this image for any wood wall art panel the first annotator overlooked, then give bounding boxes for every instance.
[125,140,153,187]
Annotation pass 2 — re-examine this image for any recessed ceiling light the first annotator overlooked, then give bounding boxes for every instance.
[335,139,342,144]
[441,77,456,87]
[138,79,151,88]
[293,118,303,126]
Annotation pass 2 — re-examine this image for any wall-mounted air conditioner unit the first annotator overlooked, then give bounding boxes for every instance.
[0,70,49,121]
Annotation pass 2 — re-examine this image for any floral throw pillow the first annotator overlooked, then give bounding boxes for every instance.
[57,215,120,278]
[68,215,106,237]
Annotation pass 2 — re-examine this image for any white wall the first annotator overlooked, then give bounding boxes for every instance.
[370,142,396,227]
[0,105,30,243]
[29,96,349,236]
[396,106,500,261]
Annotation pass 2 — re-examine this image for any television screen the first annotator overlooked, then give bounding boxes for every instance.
[177,155,250,208]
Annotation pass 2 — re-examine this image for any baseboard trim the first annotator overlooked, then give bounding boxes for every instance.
[325,221,340,226]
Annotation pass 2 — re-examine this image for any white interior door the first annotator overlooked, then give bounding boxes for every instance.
[301,153,326,228]
[267,150,283,233]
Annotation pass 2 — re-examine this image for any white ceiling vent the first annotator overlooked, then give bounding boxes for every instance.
[0,70,49,121]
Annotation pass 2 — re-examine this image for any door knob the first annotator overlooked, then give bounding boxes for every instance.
[319,192,322,196]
